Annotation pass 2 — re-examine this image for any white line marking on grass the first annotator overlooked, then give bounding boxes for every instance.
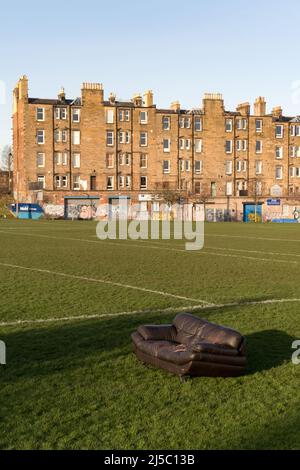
[0,261,212,305]
[1,297,300,328]
[0,230,299,266]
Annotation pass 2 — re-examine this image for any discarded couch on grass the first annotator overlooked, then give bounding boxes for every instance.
[131,313,246,381]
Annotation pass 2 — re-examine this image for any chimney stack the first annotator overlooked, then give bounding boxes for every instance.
[254,97,266,116]
[272,106,283,119]
[132,94,143,107]
[236,102,250,115]
[170,101,180,111]
[81,82,104,105]
[143,90,154,107]
[58,87,66,102]
[18,75,28,101]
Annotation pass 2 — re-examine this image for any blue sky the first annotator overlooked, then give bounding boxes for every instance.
[1,0,300,155]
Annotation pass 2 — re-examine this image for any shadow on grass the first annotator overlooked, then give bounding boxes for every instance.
[0,311,296,382]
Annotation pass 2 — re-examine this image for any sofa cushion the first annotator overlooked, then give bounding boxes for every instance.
[173,313,243,350]
[137,324,177,342]
[157,343,195,365]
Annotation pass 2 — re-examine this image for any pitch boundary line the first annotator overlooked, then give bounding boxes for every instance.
[0,230,298,266]
[0,261,212,305]
[1,297,300,327]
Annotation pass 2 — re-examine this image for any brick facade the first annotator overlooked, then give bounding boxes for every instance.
[13,76,300,218]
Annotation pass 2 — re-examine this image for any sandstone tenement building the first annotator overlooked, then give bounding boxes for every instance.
[13,75,300,220]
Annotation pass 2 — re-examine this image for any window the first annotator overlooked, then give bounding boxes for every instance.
[119,110,124,122]
[62,129,68,143]
[62,175,68,188]
[195,139,202,153]
[163,160,170,173]
[211,182,216,198]
[185,160,190,172]
[179,139,184,150]
[106,153,114,168]
[89,175,96,191]
[119,131,125,144]
[55,175,68,189]
[37,175,45,189]
[55,152,62,165]
[140,132,148,146]
[125,153,131,165]
[73,153,81,168]
[242,140,248,151]
[275,146,283,159]
[140,176,147,190]
[256,140,262,153]
[36,107,45,121]
[226,182,233,196]
[107,176,114,190]
[126,175,131,188]
[54,129,60,143]
[225,140,233,154]
[106,109,114,124]
[140,154,148,168]
[275,165,283,180]
[119,176,125,188]
[194,117,202,131]
[179,117,190,128]
[72,130,80,145]
[290,125,300,136]
[37,153,45,167]
[72,109,80,123]
[185,117,191,128]
[62,152,68,165]
[125,110,130,122]
[140,111,148,124]
[237,118,247,130]
[236,160,242,172]
[226,160,233,175]
[237,140,242,152]
[255,119,263,132]
[195,181,201,194]
[163,116,170,130]
[125,131,130,144]
[225,119,233,132]
[290,146,300,158]
[242,160,247,172]
[55,108,67,120]
[195,160,202,174]
[37,130,45,144]
[275,125,284,138]
[106,131,114,146]
[73,175,80,190]
[255,160,263,175]
[163,139,171,152]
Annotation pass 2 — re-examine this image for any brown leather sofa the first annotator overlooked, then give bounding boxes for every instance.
[132,313,246,380]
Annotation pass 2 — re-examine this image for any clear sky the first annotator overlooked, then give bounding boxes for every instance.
[1,0,300,156]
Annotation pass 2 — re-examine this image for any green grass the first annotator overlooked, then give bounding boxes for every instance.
[0,219,300,449]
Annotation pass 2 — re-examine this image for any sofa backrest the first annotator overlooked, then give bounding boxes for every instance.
[173,313,243,350]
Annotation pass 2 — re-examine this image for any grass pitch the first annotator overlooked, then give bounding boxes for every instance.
[0,220,299,449]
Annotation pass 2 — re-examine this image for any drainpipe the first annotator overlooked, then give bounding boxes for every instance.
[177,111,180,190]
[115,105,119,191]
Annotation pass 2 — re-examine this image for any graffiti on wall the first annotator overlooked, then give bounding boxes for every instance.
[66,200,98,220]
[44,204,65,218]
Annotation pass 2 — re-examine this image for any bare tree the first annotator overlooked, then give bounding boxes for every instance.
[248,178,265,222]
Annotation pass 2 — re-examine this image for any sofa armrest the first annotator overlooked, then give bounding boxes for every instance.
[137,324,177,342]
[190,341,238,356]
